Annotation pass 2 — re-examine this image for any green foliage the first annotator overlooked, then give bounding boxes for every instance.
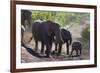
[81,26,90,41]
[64,13,80,25]
[32,10,90,27]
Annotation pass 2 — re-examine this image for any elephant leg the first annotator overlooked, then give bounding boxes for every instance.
[66,42,69,55]
[49,41,52,55]
[70,49,74,56]
[34,40,38,52]
[45,44,51,58]
[79,49,82,56]
[55,43,58,52]
[58,43,62,56]
[76,49,79,56]
[45,40,52,58]
[41,42,44,54]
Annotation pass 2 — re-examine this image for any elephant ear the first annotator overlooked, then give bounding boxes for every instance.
[21,10,32,31]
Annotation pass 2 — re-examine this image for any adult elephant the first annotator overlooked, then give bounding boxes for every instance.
[54,28,72,56]
[31,20,63,58]
[21,10,32,31]
[21,10,32,48]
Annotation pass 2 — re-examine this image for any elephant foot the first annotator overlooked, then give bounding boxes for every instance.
[44,54,51,58]
[66,53,69,55]
[76,55,80,57]
[57,53,61,56]
[41,51,44,55]
[39,53,44,57]
[44,55,50,58]
[51,50,57,55]
[70,55,80,57]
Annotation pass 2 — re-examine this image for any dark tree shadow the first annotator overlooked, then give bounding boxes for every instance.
[21,41,43,58]
[25,48,43,58]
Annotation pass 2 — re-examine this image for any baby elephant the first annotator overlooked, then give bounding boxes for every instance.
[70,41,82,57]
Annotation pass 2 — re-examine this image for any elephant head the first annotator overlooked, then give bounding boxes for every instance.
[54,24,63,44]
[47,21,63,44]
[21,10,32,31]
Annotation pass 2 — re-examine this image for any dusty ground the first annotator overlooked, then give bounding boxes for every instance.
[21,25,90,63]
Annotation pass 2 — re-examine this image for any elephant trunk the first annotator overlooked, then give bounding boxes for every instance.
[55,29,64,44]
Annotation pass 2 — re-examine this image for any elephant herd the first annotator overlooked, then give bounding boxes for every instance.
[21,10,82,58]
[28,20,82,58]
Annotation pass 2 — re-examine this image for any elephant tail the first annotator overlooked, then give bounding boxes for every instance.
[69,36,72,45]
[70,37,72,45]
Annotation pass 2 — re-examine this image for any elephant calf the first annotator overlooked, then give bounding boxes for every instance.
[70,41,82,57]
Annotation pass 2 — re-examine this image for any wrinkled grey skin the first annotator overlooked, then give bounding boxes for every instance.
[31,20,63,58]
[21,10,32,31]
[54,28,72,56]
[21,10,32,47]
